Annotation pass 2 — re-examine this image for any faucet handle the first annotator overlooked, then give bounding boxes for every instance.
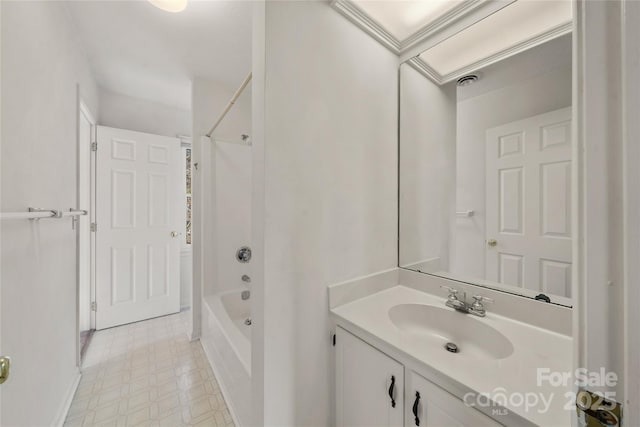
[440,285,459,300]
[472,295,493,309]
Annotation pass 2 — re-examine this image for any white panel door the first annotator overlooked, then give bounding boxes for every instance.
[406,371,501,427]
[486,107,572,297]
[336,327,404,427]
[96,126,181,329]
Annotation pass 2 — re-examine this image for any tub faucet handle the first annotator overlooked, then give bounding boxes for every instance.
[241,275,251,283]
[236,246,252,263]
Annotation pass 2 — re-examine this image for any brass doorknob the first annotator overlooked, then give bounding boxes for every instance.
[487,239,498,247]
[0,356,11,385]
[170,231,179,238]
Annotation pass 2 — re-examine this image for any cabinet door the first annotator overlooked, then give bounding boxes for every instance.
[406,371,502,427]
[336,327,404,427]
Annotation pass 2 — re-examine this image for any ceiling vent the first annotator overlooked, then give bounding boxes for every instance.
[456,74,479,87]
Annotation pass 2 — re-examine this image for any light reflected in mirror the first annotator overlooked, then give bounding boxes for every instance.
[399,10,573,306]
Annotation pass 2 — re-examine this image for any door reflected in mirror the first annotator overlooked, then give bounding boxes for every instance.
[399,6,573,307]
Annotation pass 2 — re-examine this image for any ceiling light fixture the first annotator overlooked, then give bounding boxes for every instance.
[148,0,187,13]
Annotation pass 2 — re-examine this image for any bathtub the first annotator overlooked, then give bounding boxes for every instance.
[201,290,252,426]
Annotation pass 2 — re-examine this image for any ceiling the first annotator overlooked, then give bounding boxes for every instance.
[65,0,252,111]
[333,0,572,84]
[456,33,572,101]
[418,0,572,79]
[350,0,466,41]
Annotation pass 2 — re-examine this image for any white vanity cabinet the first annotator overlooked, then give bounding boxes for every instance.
[405,371,502,427]
[335,327,404,427]
[335,327,502,427]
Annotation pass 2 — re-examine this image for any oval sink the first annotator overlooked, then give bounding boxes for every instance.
[388,304,514,360]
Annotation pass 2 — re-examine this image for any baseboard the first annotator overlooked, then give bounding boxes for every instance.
[53,371,81,427]
[200,338,243,427]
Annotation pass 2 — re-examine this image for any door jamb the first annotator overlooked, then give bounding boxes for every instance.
[622,0,640,422]
[77,94,96,368]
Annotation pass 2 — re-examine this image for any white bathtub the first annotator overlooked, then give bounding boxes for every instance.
[201,290,252,426]
[221,292,252,342]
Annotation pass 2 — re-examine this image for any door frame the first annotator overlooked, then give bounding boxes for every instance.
[76,94,96,368]
[574,1,635,424]
[622,0,640,423]
[180,137,192,312]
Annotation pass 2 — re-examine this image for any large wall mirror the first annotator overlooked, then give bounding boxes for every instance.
[399,0,573,306]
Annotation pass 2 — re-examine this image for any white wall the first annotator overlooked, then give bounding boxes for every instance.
[0,1,99,425]
[253,2,399,425]
[180,249,192,310]
[453,65,572,278]
[192,78,252,145]
[98,88,191,138]
[399,64,456,271]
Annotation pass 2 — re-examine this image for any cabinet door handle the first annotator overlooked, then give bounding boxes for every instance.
[388,375,396,408]
[412,391,421,425]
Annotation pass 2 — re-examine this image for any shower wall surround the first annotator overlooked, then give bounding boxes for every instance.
[191,77,252,339]
[193,76,253,426]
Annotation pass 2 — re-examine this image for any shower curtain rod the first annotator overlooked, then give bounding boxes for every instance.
[205,71,252,138]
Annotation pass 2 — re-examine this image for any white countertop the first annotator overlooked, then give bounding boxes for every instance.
[331,285,573,426]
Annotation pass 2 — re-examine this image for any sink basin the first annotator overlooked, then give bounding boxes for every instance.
[388,304,514,360]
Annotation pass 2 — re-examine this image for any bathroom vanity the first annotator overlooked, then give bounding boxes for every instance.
[329,2,577,426]
[329,269,572,427]
[335,326,500,427]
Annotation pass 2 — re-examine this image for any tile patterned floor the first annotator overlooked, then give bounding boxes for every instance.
[64,312,234,427]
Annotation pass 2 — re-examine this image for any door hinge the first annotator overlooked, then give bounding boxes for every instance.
[90,222,97,232]
[91,301,97,312]
[91,142,97,152]
[332,333,336,346]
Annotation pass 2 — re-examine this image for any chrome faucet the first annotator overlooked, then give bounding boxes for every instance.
[241,275,251,300]
[440,286,493,317]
